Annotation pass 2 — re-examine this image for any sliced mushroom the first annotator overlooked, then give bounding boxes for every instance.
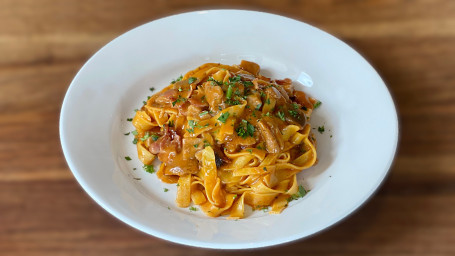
[257,120,280,153]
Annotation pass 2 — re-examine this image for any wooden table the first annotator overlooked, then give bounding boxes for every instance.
[1,1,454,255]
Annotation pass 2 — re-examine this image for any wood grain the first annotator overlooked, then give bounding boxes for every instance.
[0,0,454,255]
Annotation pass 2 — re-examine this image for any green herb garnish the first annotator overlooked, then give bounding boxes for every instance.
[143,164,155,174]
[217,112,230,123]
[186,120,197,133]
[125,156,132,161]
[313,101,322,109]
[226,84,234,99]
[189,206,198,212]
[236,120,255,138]
[199,111,209,116]
[188,77,197,84]
[287,185,308,202]
[164,188,169,192]
[140,132,150,141]
[243,80,253,87]
[171,75,183,84]
[288,110,300,119]
[149,87,155,91]
[172,95,186,106]
[132,130,138,136]
[207,77,222,85]
[318,126,325,134]
[151,134,160,141]
[124,132,130,136]
[126,118,133,122]
[277,111,285,121]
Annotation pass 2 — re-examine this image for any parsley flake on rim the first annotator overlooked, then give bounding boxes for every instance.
[318,126,325,134]
[143,164,155,174]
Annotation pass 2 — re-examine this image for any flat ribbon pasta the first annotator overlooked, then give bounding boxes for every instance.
[130,60,319,218]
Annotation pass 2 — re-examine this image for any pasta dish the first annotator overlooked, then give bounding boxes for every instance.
[131,61,318,218]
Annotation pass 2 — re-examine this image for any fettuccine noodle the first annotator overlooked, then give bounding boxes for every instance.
[132,61,318,218]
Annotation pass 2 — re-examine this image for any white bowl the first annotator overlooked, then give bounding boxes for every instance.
[60,10,398,249]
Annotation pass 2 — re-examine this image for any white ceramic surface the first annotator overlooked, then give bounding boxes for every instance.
[60,10,398,249]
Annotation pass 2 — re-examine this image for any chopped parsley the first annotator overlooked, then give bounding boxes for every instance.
[229,75,242,83]
[132,138,138,144]
[199,111,209,116]
[277,111,286,121]
[255,103,262,110]
[125,156,132,161]
[318,126,325,134]
[143,164,155,174]
[243,80,253,87]
[140,132,150,141]
[226,99,241,105]
[189,206,198,212]
[132,130,138,136]
[313,101,322,109]
[226,84,234,99]
[266,98,271,105]
[178,88,183,92]
[287,185,308,202]
[246,149,253,154]
[186,120,197,133]
[265,112,271,117]
[172,95,186,106]
[194,144,199,148]
[263,167,268,171]
[292,103,300,110]
[217,112,230,123]
[236,119,255,138]
[188,77,197,84]
[207,77,222,85]
[124,132,130,136]
[203,140,211,147]
[149,87,155,91]
[288,110,300,119]
[151,134,160,141]
[171,75,183,84]
[126,118,133,122]
[164,188,169,192]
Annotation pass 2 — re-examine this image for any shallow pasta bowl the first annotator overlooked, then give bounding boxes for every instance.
[59,10,398,249]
